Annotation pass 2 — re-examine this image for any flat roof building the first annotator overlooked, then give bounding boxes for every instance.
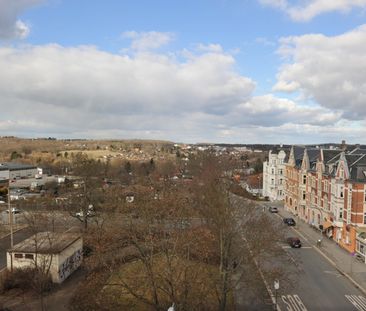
[7,232,83,283]
[0,162,38,181]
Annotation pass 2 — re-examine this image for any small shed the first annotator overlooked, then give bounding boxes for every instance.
[7,232,83,283]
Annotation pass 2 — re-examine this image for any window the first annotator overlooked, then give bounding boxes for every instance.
[271,179,274,185]
[340,211,343,219]
[272,169,274,175]
[279,169,283,175]
[340,190,344,198]
[25,254,34,260]
[14,253,23,259]
[303,175,306,185]
[303,191,306,200]
[279,179,283,185]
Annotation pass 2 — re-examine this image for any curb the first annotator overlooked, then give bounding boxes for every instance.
[0,225,28,240]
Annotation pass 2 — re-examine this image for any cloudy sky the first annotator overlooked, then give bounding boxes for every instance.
[0,0,366,144]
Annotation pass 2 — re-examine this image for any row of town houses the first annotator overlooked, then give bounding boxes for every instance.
[263,145,366,260]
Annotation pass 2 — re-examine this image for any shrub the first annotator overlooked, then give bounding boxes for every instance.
[1,268,52,293]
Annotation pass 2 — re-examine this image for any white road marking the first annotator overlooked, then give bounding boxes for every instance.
[323,270,342,277]
[281,294,308,311]
[345,295,366,310]
[281,246,312,249]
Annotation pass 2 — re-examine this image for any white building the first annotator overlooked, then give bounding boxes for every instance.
[262,149,287,201]
[0,162,38,181]
[7,232,83,283]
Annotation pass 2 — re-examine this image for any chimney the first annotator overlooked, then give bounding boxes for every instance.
[341,140,346,151]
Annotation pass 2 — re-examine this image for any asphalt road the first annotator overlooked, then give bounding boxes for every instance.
[266,207,366,311]
[0,227,34,269]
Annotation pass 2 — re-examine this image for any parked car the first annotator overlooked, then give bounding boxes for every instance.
[5,207,22,214]
[287,237,302,248]
[269,206,278,213]
[283,217,296,226]
[75,205,95,218]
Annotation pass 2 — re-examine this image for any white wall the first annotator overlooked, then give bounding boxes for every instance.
[6,237,83,283]
[263,150,286,201]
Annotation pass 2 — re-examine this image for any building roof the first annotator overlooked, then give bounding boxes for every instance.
[307,148,321,167]
[293,146,305,167]
[348,148,366,155]
[0,162,37,171]
[8,232,82,255]
[322,149,342,163]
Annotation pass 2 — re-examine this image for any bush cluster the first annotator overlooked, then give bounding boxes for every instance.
[1,268,52,293]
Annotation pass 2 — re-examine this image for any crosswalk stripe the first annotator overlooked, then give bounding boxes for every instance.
[345,295,366,310]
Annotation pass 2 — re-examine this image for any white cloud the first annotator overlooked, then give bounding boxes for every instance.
[122,31,174,51]
[0,40,358,143]
[196,43,224,53]
[232,94,341,127]
[0,0,44,39]
[274,25,366,120]
[0,44,255,140]
[258,0,366,21]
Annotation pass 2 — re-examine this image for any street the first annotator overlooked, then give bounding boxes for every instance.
[265,203,366,311]
[0,227,34,269]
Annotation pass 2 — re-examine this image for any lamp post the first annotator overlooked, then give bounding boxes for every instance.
[274,279,280,310]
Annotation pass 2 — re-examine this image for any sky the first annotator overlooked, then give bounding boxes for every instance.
[0,0,366,144]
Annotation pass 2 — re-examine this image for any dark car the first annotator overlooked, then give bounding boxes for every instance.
[269,206,278,213]
[287,237,302,248]
[283,217,296,226]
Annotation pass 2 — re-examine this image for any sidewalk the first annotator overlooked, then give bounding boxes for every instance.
[279,207,366,294]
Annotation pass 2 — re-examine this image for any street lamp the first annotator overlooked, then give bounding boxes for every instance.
[274,279,280,310]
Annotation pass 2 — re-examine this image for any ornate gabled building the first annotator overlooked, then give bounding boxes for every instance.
[330,152,366,254]
[285,145,366,258]
[284,146,321,219]
[306,149,341,230]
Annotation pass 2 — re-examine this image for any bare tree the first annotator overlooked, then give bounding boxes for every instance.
[188,152,291,311]
[63,154,106,231]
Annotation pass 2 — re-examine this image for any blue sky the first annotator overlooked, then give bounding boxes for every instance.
[1,0,366,144]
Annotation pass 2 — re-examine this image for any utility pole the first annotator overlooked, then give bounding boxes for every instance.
[8,175,13,249]
[8,173,14,272]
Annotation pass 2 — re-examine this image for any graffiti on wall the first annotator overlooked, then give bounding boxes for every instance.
[58,249,83,282]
